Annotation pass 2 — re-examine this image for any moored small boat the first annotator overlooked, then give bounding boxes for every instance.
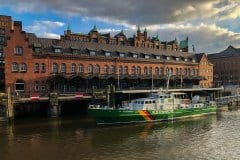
[88,92,217,125]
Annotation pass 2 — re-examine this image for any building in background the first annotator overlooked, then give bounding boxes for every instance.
[208,46,240,93]
[0,15,213,95]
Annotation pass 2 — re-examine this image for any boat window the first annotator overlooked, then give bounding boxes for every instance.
[141,101,144,104]
[152,101,155,103]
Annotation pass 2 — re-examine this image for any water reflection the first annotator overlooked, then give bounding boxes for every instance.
[1,113,240,160]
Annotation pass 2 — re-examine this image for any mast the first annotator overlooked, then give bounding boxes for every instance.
[166,71,172,93]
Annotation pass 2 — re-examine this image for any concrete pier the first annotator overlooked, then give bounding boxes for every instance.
[49,93,61,118]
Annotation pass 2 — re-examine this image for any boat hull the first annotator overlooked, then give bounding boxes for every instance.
[88,107,217,124]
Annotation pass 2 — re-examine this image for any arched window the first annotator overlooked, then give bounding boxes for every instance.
[144,67,148,75]
[88,64,93,73]
[180,68,182,75]
[95,64,100,74]
[12,62,18,72]
[191,69,195,76]
[15,79,25,91]
[71,63,76,73]
[118,66,123,75]
[34,63,39,72]
[131,66,136,75]
[165,67,169,75]
[41,63,46,72]
[160,67,164,75]
[170,68,173,75]
[110,65,115,74]
[53,63,58,73]
[124,66,128,75]
[188,68,191,76]
[155,67,159,75]
[149,67,152,75]
[137,66,141,75]
[176,68,179,76]
[79,64,84,73]
[21,63,27,72]
[61,63,66,73]
[104,65,109,74]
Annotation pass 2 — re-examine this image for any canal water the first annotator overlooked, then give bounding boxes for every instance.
[1,110,240,160]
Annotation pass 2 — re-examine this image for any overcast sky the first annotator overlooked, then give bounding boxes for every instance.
[0,0,240,54]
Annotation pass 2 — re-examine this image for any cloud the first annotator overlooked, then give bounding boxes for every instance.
[25,20,65,39]
[0,0,223,25]
[1,0,240,54]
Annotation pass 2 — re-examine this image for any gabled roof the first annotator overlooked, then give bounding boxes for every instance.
[208,45,240,59]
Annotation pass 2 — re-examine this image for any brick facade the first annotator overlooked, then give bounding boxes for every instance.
[208,46,240,86]
[1,15,213,94]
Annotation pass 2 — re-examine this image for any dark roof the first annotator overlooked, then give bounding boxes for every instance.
[208,45,240,59]
[26,33,198,60]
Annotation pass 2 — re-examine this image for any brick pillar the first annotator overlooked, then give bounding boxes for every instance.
[49,93,60,117]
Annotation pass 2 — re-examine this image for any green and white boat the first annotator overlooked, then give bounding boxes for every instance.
[88,91,217,125]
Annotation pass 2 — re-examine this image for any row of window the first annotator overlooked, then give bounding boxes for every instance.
[12,63,27,72]
[51,63,199,76]
[11,62,200,76]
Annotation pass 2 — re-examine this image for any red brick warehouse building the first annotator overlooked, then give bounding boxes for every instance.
[0,15,213,95]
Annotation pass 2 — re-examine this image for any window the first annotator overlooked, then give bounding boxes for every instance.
[0,44,3,51]
[15,80,25,92]
[123,66,128,75]
[79,64,84,73]
[61,63,66,73]
[90,51,96,56]
[137,66,141,75]
[41,63,46,72]
[131,66,136,75]
[95,65,100,73]
[20,63,27,72]
[0,36,4,43]
[156,56,160,59]
[176,68,179,76]
[0,52,4,57]
[104,65,109,74]
[34,63,39,72]
[149,67,152,75]
[118,66,123,75]
[133,54,138,58]
[145,55,149,59]
[120,53,125,57]
[53,63,58,73]
[105,52,111,56]
[160,67,164,75]
[15,47,23,55]
[110,65,115,74]
[155,67,159,75]
[144,67,148,75]
[88,64,93,73]
[0,28,5,34]
[54,48,62,53]
[71,63,76,73]
[34,47,41,53]
[72,49,79,54]
[12,63,18,72]
[34,81,39,91]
